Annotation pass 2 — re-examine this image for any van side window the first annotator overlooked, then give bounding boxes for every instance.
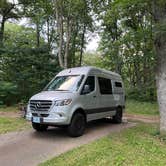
[98,77,112,94]
[115,82,122,88]
[81,76,95,94]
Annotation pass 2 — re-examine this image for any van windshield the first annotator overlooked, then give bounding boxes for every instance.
[44,75,84,92]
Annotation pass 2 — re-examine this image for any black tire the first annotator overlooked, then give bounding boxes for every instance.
[32,122,48,132]
[113,107,123,124]
[67,113,86,137]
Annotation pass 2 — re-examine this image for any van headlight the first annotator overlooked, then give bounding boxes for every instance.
[54,99,72,106]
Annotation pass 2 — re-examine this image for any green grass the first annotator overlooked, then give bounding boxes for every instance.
[0,117,30,134]
[126,100,159,115]
[40,123,166,166]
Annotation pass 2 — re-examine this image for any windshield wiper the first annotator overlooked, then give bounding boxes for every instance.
[55,89,69,91]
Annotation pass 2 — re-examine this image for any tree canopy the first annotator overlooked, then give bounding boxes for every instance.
[0,0,166,131]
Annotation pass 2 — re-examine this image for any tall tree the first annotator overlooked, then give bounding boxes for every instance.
[19,0,45,48]
[53,0,93,68]
[99,0,155,101]
[153,0,166,133]
[0,0,20,45]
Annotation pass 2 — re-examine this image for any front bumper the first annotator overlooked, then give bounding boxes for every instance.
[26,103,73,125]
[26,114,70,125]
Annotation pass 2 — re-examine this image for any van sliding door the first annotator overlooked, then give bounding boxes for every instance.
[97,77,116,117]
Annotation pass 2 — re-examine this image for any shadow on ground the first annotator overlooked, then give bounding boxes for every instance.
[31,118,117,139]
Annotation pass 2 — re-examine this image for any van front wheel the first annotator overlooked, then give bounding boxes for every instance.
[113,107,123,123]
[67,113,86,137]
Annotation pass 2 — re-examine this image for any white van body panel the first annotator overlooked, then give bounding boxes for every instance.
[26,66,125,126]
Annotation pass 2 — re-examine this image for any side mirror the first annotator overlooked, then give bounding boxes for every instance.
[82,85,91,94]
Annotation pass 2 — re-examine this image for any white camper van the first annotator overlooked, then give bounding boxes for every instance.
[26,66,125,137]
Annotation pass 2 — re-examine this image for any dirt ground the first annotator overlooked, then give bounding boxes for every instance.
[0,120,136,166]
[0,111,20,118]
[124,113,159,123]
[0,110,24,118]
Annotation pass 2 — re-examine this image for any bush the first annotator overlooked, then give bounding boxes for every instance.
[126,86,157,102]
[0,46,61,105]
[0,81,19,106]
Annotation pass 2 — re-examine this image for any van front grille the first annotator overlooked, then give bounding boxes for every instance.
[32,113,49,117]
[30,100,52,112]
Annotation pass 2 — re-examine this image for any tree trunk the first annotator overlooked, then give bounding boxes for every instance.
[79,24,86,66]
[70,22,79,67]
[64,17,71,69]
[55,1,64,68]
[0,17,5,46]
[36,20,40,47]
[134,59,141,88]
[47,18,51,50]
[153,1,166,133]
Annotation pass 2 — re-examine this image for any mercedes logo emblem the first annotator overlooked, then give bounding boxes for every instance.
[35,102,41,110]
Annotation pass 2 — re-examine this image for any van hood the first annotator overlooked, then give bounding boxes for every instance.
[30,91,75,101]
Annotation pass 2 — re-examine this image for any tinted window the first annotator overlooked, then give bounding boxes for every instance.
[81,76,95,94]
[98,77,112,94]
[115,82,122,87]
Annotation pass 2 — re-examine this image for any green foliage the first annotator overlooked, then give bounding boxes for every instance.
[126,86,157,102]
[155,0,166,6]
[0,23,61,105]
[0,46,60,103]
[4,23,40,48]
[82,52,106,68]
[0,0,21,44]
[19,0,94,68]
[0,81,18,106]
[98,0,156,101]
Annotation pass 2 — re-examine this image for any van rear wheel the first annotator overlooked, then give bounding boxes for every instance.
[67,113,86,137]
[113,107,123,123]
[32,122,48,132]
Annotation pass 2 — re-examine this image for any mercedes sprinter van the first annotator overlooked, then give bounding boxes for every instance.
[26,66,125,137]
